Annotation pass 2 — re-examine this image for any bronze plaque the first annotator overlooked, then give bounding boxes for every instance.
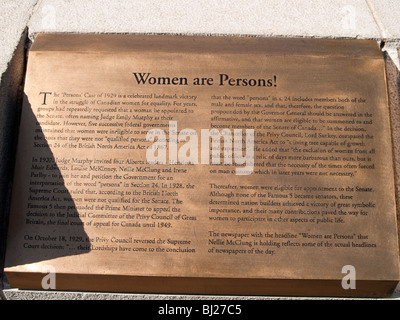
[4,34,400,297]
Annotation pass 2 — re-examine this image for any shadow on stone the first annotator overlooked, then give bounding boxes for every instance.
[4,92,91,268]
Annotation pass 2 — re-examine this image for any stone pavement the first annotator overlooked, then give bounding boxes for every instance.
[1,0,400,300]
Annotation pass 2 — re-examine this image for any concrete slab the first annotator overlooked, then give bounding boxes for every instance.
[3,286,399,300]
[27,0,381,39]
[367,0,400,39]
[366,0,400,69]
[0,289,303,300]
[2,286,399,300]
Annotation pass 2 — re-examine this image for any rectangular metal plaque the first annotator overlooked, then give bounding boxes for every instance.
[4,34,400,296]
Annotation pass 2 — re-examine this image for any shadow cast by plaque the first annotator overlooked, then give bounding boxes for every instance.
[4,93,91,268]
